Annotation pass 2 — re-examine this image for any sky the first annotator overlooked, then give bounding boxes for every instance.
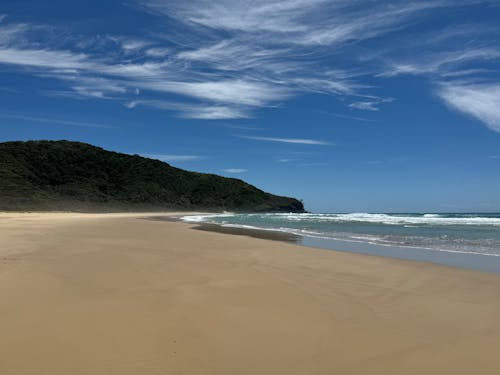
[1,0,500,212]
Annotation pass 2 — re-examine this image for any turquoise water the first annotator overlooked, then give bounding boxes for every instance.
[182,213,500,257]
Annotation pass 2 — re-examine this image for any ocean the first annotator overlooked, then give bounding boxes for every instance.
[182,212,500,272]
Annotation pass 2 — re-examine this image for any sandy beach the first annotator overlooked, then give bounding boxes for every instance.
[1,212,500,375]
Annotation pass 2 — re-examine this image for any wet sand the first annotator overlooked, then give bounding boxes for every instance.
[1,212,500,374]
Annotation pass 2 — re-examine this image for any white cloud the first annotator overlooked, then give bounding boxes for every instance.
[0,47,90,69]
[47,76,129,100]
[349,101,380,111]
[117,38,151,52]
[129,0,472,117]
[0,22,31,44]
[239,135,331,145]
[176,40,297,75]
[222,168,247,173]
[141,0,451,46]
[295,1,450,46]
[179,105,248,120]
[141,154,202,162]
[0,1,498,122]
[141,0,328,33]
[145,47,170,57]
[349,97,394,111]
[126,100,249,119]
[289,77,360,95]
[142,79,290,107]
[379,48,500,77]
[177,40,248,62]
[437,82,500,132]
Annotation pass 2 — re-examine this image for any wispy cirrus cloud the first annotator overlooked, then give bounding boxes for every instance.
[108,36,152,53]
[0,0,498,125]
[140,79,291,107]
[379,47,500,78]
[140,0,453,45]
[141,154,203,162]
[349,97,394,111]
[239,135,331,145]
[0,47,90,69]
[437,82,500,132]
[222,168,247,173]
[367,10,500,130]
[140,0,327,33]
[126,100,250,119]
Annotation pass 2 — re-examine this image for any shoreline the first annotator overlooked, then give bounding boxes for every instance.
[2,212,500,374]
[152,214,500,274]
[4,211,500,274]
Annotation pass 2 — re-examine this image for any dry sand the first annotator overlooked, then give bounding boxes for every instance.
[1,212,500,375]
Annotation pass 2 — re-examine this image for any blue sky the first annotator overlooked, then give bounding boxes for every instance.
[1,0,500,212]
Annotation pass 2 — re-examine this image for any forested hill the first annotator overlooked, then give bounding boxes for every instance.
[0,140,305,212]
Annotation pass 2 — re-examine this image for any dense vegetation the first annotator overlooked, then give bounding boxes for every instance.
[0,140,305,212]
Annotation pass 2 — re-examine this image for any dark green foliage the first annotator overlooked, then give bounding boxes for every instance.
[0,140,305,212]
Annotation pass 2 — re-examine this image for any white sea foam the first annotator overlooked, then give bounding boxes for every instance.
[228,213,500,226]
[180,212,500,258]
[182,213,500,227]
[181,213,235,222]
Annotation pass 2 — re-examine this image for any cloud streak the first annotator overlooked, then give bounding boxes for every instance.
[141,154,203,162]
[349,97,394,111]
[126,100,250,119]
[239,135,331,145]
[222,168,247,173]
[380,47,500,77]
